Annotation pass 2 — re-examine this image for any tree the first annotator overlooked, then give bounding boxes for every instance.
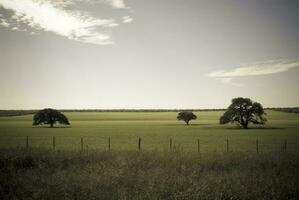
[220,97,267,129]
[33,108,70,128]
[177,111,197,125]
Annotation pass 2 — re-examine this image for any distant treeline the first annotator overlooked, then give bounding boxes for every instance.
[270,107,299,114]
[1,107,298,117]
[0,110,36,117]
[59,109,227,112]
[0,109,226,117]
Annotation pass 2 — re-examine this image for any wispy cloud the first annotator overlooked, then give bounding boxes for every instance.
[107,0,126,9]
[0,0,131,45]
[0,18,10,27]
[122,16,133,23]
[60,0,128,9]
[207,59,299,86]
[208,59,299,78]
[42,0,127,9]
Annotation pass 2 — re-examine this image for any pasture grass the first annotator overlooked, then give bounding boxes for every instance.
[1,111,299,199]
[0,111,299,153]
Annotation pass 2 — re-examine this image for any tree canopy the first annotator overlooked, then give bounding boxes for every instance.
[33,108,70,128]
[177,111,197,125]
[220,97,267,129]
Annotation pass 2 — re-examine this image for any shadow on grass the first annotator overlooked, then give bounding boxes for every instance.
[225,127,284,130]
[165,124,211,126]
[31,126,71,129]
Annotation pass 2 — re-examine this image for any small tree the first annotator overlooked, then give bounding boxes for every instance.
[177,111,197,125]
[220,97,267,129]
[33,108,70,128]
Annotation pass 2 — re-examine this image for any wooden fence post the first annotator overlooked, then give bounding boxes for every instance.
[170,138,173,152]
[53,136,56,151]
[108,137,111,151]
[138,137,141,151]
[26,136,29,149]
[197,139,200,154]
[81,137,84,151]
[256,139,259,154]
[284,140,287,153]
[226,137,229,153]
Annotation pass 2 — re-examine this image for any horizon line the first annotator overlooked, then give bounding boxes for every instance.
[1,107,299,111]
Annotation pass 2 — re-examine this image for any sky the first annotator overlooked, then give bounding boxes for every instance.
[0,0,298,109]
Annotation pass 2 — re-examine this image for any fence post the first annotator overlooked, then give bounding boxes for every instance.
[81,137,84,151]
[25,136,29,149]
[256,139,259,154]
[108,137,111,152]
[226,137,229,153]
[53,136,56,151]
[170,138,173,152]
[138,137,141,151]
[197,139,200,154]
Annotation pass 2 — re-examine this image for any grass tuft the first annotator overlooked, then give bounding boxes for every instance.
[1,149,299,199]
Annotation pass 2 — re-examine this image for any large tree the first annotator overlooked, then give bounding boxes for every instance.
[177,111,197,125]
[33,108,70,128]
[220,97,267,129]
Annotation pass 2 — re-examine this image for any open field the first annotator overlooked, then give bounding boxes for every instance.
[0,110,299,153]
[1,111,299,199]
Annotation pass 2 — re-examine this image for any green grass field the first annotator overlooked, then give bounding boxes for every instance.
[0,110,299,153]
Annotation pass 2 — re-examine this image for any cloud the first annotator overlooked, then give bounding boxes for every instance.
[208,59,299,78]
[0,0,130,45]
[107,0,126,9]
[122,16,133,23]
[49,0,127,9]
[207,59,299,86]
[0,19,10,27]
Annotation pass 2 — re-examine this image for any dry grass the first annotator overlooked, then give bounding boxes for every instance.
[1,149,299,200]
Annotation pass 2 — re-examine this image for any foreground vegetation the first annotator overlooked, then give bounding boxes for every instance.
[1,149,298,200]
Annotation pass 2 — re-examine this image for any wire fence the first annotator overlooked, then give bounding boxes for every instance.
[1,136,299,153]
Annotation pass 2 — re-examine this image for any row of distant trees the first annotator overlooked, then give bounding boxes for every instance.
[0,110,36,117]
[2,107,298,117]
[0,109,227,117]
[32,97,267,129]
[270,107,299,114]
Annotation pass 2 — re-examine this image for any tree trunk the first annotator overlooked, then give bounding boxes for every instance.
[240,117,249,129]
[186,120,189,125]
[50,122,54,128]
[242,122,248,129]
